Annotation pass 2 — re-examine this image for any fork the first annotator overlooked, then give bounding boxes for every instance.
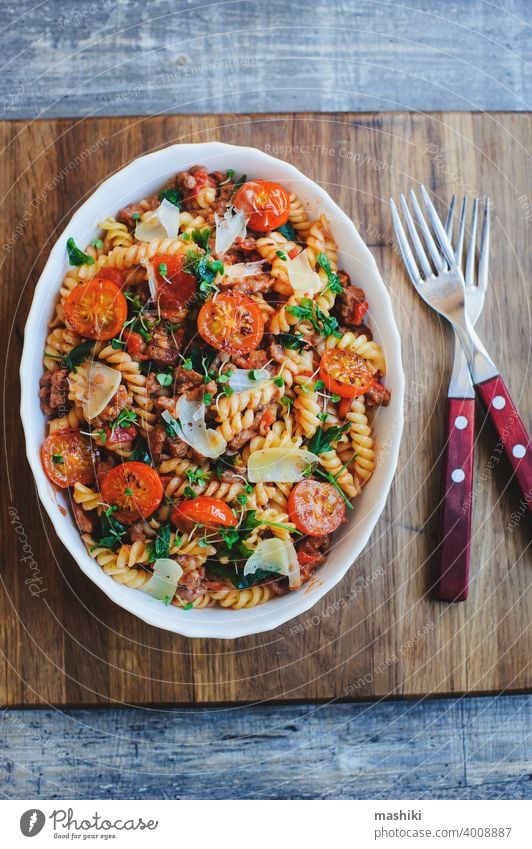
[391,186,531,549]
[434,196,488,600]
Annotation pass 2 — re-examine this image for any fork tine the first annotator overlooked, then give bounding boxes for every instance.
[420,185,457,269]
[477,198,490,292]
[409,189,444,271]
[399,194,433,279]
[465,197,479,287]
[455,197,467,268]
[390,198,422,286]
[445,195,456,239]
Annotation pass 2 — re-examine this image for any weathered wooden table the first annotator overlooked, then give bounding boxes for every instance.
[1,0,530,800]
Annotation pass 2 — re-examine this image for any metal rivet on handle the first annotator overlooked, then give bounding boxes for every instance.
[492,395,506,410]
[455,416,468,430]
[512,444,526,459]
[451,469,465,483]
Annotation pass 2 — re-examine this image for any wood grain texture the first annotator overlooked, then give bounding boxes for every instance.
[1,112,530,706]
[0,1,530,117]
[1,696,530,799]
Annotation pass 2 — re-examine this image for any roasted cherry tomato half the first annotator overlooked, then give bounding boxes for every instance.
[288,480,346,536]
[171,496,238,530]
[319,348,375,399]
[100,461,163,524]
[64,278,128,341]
[41,430,96,489]
[151,254,197,321]
[233,180,290,232]
[197,291,264,354]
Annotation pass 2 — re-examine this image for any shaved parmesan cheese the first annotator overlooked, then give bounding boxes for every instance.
[176,395,227,459]
[287,249,322,296]
[247,446,319,483]
[134,198,180,242]
[223,260,266,281]
[68,362,122,421]
[243,537,301,589]
[227,367,271,393]
[142,558,183,602]
[214,207,248,256]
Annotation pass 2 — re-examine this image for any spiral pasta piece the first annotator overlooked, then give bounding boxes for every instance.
[305,214,338,272]
[73,482,101,512]
[98,216,133,251]
[288,193,311,240]
[210,585,273,609]
[43,327,81,371]
[293,375,321,439]
[347,395,376,485]
[319,449,359,497]
[77,238,188,280]
[82,535,151,589]
[98,345,155,431]
[215,381,283,420]
[48,406,84,435]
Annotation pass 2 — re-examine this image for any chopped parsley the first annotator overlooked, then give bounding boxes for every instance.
[273,376,284,388]
[280,396,293,409]
[183,486,196,499]
[91,238,104,249]
[66,237,94,266]
[52,453,64,464]
[158,262,168,277]
[276,250,288,261]
[124,487,133,496]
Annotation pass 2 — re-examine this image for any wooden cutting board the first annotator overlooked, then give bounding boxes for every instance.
[1,113,530,706]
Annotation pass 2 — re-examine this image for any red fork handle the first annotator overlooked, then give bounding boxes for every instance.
[476,375,532,513]
[436,398,475,602]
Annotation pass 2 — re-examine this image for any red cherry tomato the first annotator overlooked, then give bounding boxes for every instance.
[100,461,163,524]
[233,180,290,232]
[320,348,375,399]
[288,480,345,536]
[64,279,128,341]
[102,424,137,447]
[171,496,237,530]
[41,430,96,489]
[95,267,129,290]
[124,331,144,357]
[197,292,264,353]
[151,254,197,321]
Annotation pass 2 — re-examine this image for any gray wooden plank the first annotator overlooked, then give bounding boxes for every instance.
[0,0,530,118]
[1,697,530,799]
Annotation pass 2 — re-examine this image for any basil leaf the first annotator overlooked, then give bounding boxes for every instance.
[66,237,95,267]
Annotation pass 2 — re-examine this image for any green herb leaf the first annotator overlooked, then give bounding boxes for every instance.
[181,358,193,371]
[110,408,138,434]
[226,169,235,179]
[161,409,181,438]
[52,453,64,464]
[286,297,341,338]
[66,237,94,267]
[273,376,284,388]
[278,332,307,351]
[111,337,126,350]
[183,486,196,499]
[186,467,211,486]
[317,251,343,295]
[124,487,133,496]
[276,222,298,242]
[97,511,127,550]
[158,262,168,277]
[191,227,211,251]
[91,238,104,249]
[62,339,95,373]
[159,188,181,208]
[307,422,352,455]
[276,250,288,261]
[156,372,173,387]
